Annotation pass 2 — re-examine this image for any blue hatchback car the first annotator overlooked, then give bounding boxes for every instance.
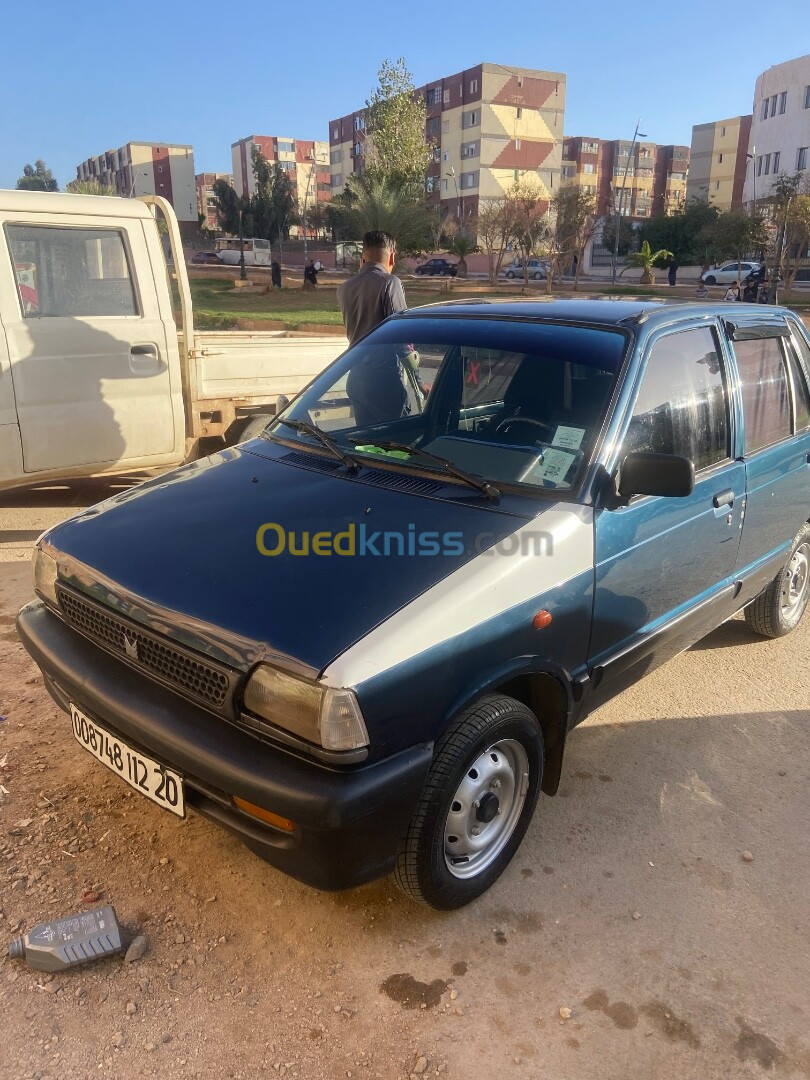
[18,300,810,908]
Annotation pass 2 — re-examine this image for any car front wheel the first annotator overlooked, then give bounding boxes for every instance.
[744,523,810,638]
[395,694,543,909]
[704,275,717,286]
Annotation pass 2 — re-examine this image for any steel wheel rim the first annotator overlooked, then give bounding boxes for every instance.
[782,543,809,621]
[444,739,530,880]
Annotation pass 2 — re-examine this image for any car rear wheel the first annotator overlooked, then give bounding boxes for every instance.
[506,271,516,279]
[394,694,543,909]
[744,523,810,638]
[704,275,717,286]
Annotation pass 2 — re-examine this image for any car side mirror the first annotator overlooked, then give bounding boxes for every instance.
[276,394,290,413]
[616,451,695,501]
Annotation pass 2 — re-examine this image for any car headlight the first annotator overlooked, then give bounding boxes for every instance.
[242,665,369,752]
[32,547,59,607]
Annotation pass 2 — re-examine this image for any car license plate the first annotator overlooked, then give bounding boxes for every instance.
[70,705,185,818]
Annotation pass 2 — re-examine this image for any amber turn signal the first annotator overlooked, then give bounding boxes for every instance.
[532,609,553,629]
[232,797,296,832]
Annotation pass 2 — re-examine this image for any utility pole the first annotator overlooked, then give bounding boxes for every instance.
[445,166,460,222]
[301,161,315,263]
[237,206,247,281]
[611,121,646,285]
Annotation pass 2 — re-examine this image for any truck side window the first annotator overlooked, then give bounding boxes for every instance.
[733,336,791,453]
[6,225,138,318]
[624,326,729,471]
[787,329,810,431]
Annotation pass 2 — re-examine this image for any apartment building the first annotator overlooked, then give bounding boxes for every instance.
[561,137,690,220]
[685,115,752,210]
[196,172,233,230]
[329,62,566,225]
[231,135,331,228]
[76,142,197,230]
[743,54,810,205]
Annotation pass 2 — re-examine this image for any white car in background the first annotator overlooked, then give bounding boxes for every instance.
[701,262,761,285]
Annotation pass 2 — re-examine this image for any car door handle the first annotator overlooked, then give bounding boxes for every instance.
[131,344,158,358]
[712,489,735,508]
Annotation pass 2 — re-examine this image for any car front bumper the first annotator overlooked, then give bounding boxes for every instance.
[16,601,433,891]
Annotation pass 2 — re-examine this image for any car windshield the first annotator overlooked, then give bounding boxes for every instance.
[271,316,628,493]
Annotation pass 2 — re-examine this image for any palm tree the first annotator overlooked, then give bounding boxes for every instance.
[332,174,437,256]
[65,179,117,196]
[622,240,673,285]
[445,227,476,278]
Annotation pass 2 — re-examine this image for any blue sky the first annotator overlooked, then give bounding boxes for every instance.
[1,0,807,189]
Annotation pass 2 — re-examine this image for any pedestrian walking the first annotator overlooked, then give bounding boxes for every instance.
[303,260,319,290]
[668,258,678,287]
[571,254,578,278]
[271,261,281,289]
[336,230,406,345]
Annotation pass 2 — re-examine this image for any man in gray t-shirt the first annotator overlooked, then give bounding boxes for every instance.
[337,230,406,345]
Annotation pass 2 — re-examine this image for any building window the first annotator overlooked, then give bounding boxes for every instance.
[441,179,448,192]
[515,138,521,150]
[443,89,450,104]
[460,170,478,189]
[805,86,810,109]
[763,153,771,174]
[770,94,777,117]
[470,78,478,94]
[426,88,439,106]
[761,99,769,120]
[718,153,723,163]
[462,110,479,129]
[516,107,522,119]
[433,146,441,163]
[715,180,721,191]
[773,151,780,172]
[721,125,726,136]
[331,174,342,188]
[461,141,479,159]
[583,163,595,174]
[778,91,787,114]
[426,175,437,193]
[278,140,295,153]
[353,143,362,157]
[330,149,342,164]
[332,127,339,140]
[798,147,809,171]
[353,117,364,132]
[757,155,763,176]
[442,119,450,134]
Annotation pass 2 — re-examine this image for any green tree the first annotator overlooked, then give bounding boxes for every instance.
[476,197,520,284]
[600,216,634,257]
[330,173,437,256]
[509,181,550,286]
[364,58,431,189]
[699,210,768,282]
[621,240,674,284]
[16,160,58,191]
[444,223,476,278]
[213,178,250,235]
[642,199,720,266]
[65,179,116,196]
[553,185,596,289]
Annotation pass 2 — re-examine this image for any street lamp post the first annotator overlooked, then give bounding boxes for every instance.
[445,167,460,222]
[611,121,646,285]
[301,162,315,263]
[237,206,247,281]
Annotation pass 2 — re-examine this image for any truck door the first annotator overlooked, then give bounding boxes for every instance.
[587,322,746,708]
[0,214,178,476]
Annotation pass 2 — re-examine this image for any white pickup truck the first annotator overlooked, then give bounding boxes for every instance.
[0,190,347,492]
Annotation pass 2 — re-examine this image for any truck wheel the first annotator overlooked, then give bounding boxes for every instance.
[238,415,273,443]
[395,695,543,910]
[744,523,810,638]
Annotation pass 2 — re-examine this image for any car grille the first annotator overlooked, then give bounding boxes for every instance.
[56,585,234,712]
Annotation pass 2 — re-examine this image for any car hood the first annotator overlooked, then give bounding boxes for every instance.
[43,443,533,676]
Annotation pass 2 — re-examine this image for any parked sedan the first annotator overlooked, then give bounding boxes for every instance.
[191,251,222,265]
[701,261,760,286]
[415,258,458,277]
[503,258,548,281]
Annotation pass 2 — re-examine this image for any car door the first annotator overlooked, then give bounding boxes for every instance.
[0,211,178,476]
[728,318,810,597]
[586,322,745,709]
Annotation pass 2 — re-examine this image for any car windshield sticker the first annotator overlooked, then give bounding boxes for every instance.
[551,425,585,451]
[531,448,578,485]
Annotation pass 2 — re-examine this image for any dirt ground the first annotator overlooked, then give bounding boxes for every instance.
[1,550,809,1080]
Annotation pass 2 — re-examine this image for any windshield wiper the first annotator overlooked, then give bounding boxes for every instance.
[349,439,500,501]
[276,418,360,472]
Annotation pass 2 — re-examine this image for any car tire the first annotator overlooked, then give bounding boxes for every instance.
[744,523,810,638]
[394,694,544,910]
[532,272,541,280]
[506,271,515,279]
[238,414,274,443]
[704,275,717,286]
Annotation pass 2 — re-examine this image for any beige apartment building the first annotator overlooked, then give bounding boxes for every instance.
[76,142,197,231]
[686,115,752,210]
[196,172,233,230]
[329,62,566,225]
[231,135,331,233]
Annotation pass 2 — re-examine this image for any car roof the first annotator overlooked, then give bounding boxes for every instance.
[0,188,153,218]
[396,297,794,329]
